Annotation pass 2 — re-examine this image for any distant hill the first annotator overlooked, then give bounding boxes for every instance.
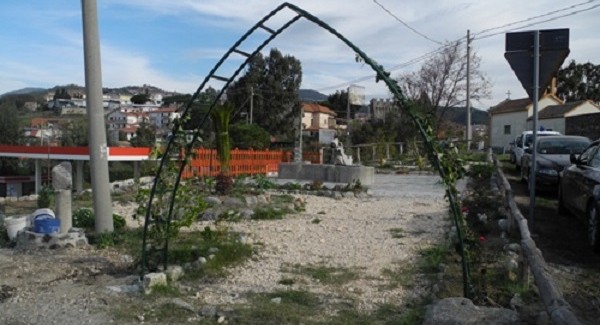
[0,87,46,98]
[442,106,488,126]
[299,89,328,102]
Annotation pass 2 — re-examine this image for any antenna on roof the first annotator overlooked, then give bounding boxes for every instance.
[505,90,511,100]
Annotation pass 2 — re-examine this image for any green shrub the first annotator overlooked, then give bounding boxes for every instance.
[37,185,54,208]
[253,207,287,220]
[73,208,95,230]
[73,208,126,231]
[468,163,494,180]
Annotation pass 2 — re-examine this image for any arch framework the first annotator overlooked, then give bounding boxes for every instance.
[140,2,473,297]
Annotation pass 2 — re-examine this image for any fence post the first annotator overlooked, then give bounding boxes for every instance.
[357,147,361,164]
[399,142,403,155]
[386,143,390,160]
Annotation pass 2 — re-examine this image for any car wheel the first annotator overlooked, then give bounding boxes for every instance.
[587,202,600,253]
[557,185,568,216]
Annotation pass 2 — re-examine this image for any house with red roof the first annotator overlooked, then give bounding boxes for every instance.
[301,102,338,144]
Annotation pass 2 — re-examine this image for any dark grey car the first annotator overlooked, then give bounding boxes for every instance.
[558,139,600,252]
[521,135,590,192]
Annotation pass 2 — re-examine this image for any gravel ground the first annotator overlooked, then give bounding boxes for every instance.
[194,194,450,310]
[0,174,450,324]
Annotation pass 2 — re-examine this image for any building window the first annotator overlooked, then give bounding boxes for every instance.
[504,125,511,135]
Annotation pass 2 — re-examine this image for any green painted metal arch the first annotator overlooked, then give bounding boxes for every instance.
[141,2,473,297]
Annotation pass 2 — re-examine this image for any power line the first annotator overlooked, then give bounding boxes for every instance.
[473,2,600,41]
[473,0,598,37]
[316,2,598,94]
[315,39,466,92]
[372,0,442,45]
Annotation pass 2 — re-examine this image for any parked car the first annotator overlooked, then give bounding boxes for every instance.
[513,130,561,170]
[521,135,590,191]
[558,139,600,252]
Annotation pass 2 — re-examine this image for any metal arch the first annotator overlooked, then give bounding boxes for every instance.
[141,2,473,298]
[140,3,301,276]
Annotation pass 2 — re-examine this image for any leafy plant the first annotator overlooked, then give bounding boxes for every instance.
[253,207,287,220]
[211,103,234,195]
[73,208,126,232]
[73,208,95,230]
[37,185,54,209]
[253,174,276,190]
[419,245,448,273]
[468,162,494,179]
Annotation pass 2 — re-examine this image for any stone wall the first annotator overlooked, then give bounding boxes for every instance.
[566,112,600,140]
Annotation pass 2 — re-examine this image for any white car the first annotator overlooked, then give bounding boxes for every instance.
[514,130,561,170]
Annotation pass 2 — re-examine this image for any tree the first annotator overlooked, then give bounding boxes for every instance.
[396,41,490,132]
[53,88,71,100]
[0,102,21,144]
[130,121,156,147]
[183,87,218,131]
[163,94,192,107]
[321,89,348,116]
[61,119,88,146]
[227,48,302,139]
[131,93,150,104]
[557,60,600,102]
[211,103,234,195]
[0,102,23,175]
[229,123,270,149]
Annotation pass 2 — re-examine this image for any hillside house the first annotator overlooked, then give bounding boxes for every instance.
[301,102,337,143]
[148,107,180,129]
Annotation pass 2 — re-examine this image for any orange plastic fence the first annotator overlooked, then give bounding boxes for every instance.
[182,148,293,178]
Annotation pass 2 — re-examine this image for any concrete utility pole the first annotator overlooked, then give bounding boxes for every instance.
[81,0,113,233]
[466,30,472,150]
[346,86,351,148]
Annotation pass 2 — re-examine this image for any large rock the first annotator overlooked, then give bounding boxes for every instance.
[52,162,72,190]
[143,272,167,294]
[423,297,519,325]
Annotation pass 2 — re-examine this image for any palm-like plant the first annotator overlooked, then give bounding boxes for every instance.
[211,103,234,195]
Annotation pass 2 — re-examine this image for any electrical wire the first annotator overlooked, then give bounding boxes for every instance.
[315,1,598,93]
[315,39,466,92]
[473,0,598,37]
[372,0,442,45]
[473,2,600,40]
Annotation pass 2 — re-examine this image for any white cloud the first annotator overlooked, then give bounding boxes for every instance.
[1,0,598,110]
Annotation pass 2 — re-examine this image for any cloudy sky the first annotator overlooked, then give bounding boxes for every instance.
[1,0,598,109]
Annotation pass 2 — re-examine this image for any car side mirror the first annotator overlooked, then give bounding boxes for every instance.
[524,148,532,154]
[570,153,578,164]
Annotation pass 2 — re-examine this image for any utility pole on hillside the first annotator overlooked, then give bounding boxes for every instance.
[250,86,254,124]
[466,30,472,151]
[81,0,113,233]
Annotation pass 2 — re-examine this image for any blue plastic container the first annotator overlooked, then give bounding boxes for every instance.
[33,215,60,234]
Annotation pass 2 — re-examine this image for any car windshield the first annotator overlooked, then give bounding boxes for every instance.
[537,139,590,155]
[525,133,556,146]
